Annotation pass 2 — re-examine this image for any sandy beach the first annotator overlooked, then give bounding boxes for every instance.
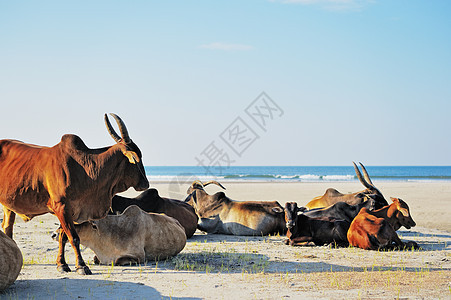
[1,181,450,299]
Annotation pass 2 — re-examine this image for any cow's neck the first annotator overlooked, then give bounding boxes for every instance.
[145,195,162,211]
[369,204,398,227]
[196,192,228,218]
[83,145,129,197]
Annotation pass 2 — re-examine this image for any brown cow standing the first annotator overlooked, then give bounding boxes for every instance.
[347,198,419,250]
[0,114,149,274]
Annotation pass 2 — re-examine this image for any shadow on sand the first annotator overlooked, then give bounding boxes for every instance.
[190,230,451,251]
[189,232,283,243]
[1,278,201,300]
[149,250,449,275]
[397,230,451,251]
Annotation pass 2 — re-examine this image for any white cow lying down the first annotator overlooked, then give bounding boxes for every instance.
[54,205,187,265]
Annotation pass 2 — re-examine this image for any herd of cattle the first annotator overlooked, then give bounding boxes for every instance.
[0,114,419,291]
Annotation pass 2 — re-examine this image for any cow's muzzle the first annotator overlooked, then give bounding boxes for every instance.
[136,179,150,191]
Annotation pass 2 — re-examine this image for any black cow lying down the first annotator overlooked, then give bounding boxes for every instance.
[300,198,376,223]
[284,202,349,247]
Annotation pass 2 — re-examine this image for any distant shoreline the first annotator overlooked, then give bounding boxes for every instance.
[143,165,451,183]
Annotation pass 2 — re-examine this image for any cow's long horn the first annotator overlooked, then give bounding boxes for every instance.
[203,180,226,190]
[190,180,205,189]
[110,113,131,144]
[353,162,373,190]
[359,162,374,185]
[359,162,383,195]
[104,114,121,143]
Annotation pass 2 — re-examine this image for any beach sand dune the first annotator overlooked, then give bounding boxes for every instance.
[1,182,450,299]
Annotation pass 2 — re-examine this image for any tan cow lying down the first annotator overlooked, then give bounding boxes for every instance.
[0,230,22,291]
[54,205,186,265]
[305,162,388,210]
[185,181,286,236]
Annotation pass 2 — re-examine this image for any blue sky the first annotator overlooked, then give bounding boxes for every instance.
[1,0,450,166]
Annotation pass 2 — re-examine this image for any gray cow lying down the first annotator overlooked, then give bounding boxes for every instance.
[53,205,186,265]
[0,231,22,291]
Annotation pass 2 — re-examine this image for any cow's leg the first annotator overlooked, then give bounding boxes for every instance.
[115,255,141,266]
[332,224,350,247]
[289,236,313,246]
[53,203,92,275]
[389,232,408,250]
[376,224,401,250]
[404,240,420,250]
[56,230,71,273]
[2,207,16,238]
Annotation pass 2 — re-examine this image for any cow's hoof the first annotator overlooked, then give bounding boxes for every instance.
[93,255,100,265]
[405,241,420,250]
[76,266,92,275]
[57,264,71,273]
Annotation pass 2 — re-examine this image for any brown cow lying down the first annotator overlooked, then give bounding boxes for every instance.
[305,162,388,210]
[53,205,186,265]
[185,181,286,236]
[110,189,198,238]
[0,231,23,291]
[347,197,419,250]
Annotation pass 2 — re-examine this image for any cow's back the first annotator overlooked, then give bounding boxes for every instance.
[222,201,286,235]
[157,198,198,238]
[347,209,386,250]
[303,201,363,223]
[0,139,59,216]
[0,230,22,291]
[142,212,187,260]
[305,188,365,209]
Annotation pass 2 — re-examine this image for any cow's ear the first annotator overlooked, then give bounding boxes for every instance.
[124,151,140,164]
[390,197,398,203]
[398,207,410,217]
[393,200,410,217]
[272,207,283,214]
[91,222,98,231]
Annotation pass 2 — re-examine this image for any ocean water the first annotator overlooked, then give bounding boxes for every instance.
[143,166,451,183]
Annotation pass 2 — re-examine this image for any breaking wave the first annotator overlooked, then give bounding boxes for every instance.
[148,173,357,182]
[144,166,451,183]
